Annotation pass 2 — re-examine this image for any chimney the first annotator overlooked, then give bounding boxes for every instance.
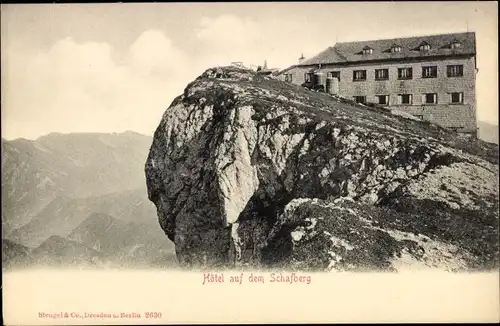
[298,53,305,64]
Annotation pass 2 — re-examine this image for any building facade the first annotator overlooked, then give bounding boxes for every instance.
[278,32,478,135]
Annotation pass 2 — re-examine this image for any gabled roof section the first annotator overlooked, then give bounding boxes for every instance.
[384,43,403,53]
[277,65,297,75]
[413,41,432,51]
[443,38,464,49]
[360,45,374,55]
[298,32,476,66]
[415,41,431,51]
[298,46,347,66]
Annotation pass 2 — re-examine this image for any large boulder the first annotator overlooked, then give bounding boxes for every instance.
[145,66,499,271]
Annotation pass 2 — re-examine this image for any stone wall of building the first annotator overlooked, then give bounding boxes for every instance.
[279,55,477,134]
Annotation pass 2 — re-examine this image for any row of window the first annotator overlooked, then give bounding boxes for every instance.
[354,92,464,105]
[287,64,465,83]
[352,65,464,81]
[361,41,462,55]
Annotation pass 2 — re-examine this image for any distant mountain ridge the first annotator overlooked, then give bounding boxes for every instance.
[30,235,109,267]
[478,121,499,144]
[2,131,177,270]
[2,131,153,234]
[67,212,175,265]
[6,188,158,247]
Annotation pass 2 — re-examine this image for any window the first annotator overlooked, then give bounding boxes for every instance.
[420,44,431,51]
[398,67,413,80]
[353,70,366,81]
[450,92,464,104]
[362,47,373,55]
[447,65,464,77]
[397,94,412,105]
[422,66,437,78]
[376,95,389,105]
[423,93,437,104]
[304,73,313,83]
[451,42,462,49]
[391,46,402,53]
[375,69,389,80]
[354,96,366,104]
[327,71,341,81]
[284,74,293,82]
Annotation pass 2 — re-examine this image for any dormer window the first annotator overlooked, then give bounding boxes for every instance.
[362,46,373,55]
[390,44,402,53]
[419,42,431,51]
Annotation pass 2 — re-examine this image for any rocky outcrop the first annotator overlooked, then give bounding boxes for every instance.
[145,66,499,271]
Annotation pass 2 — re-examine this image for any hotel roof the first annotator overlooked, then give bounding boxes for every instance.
[298,32,476,66]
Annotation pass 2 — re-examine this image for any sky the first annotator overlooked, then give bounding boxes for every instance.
[1,2,498,140]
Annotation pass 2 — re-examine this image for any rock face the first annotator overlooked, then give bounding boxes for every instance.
[145,66,499,271]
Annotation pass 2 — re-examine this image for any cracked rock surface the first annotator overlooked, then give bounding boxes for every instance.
[145,66,499,271]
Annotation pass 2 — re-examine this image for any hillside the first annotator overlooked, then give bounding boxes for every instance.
[1,131,152,234]
[2,239,32,268]
[2,131,177,270]
[7,188,158,248]
[30,235,108,267]
[145,66,499,271]
[67,212,176,265]
[3,211,176,270]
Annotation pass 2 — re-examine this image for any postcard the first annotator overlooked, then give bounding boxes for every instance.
[1,2,499,324]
